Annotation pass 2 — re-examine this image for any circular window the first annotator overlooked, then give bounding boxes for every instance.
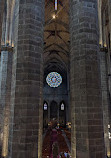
[46,72,62,88]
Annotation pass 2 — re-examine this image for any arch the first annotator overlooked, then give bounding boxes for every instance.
[43,101,48,128]
[43,101,48,111]
[59,101,66,127]
[50,100,58,120]
[45,19,69,30]
[60,101,65,111]
[44,43,69,55]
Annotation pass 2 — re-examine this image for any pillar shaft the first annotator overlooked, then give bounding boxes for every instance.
[107,0,111,96]
[5,0,12,46]
[70,0,105,158]
[98,0,103,46]
[0,48,13,156]
[48,104,50,122]
[0,0,5,51]
[99,49,111,157]
[8,0,44,158]
[9,0,15,47]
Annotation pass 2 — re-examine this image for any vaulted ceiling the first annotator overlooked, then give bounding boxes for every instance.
[44,0,69,78]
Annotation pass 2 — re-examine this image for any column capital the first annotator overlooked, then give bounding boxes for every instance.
[99,45,108,53]
[1,45,13,52]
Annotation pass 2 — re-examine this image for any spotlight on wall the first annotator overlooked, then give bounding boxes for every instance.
[52,14,56,19]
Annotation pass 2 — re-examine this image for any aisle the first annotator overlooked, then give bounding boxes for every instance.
[42,130,50,158]
[42,129,70,158]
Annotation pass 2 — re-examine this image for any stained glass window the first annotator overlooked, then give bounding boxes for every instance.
[46,72,62,88]
[61,103,64,110]
[55,0,57,10]
[44,103,48,110]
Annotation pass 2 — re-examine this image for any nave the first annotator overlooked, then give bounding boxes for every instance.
[42,128,71,158]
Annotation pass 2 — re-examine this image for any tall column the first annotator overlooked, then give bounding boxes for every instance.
[5,0,12,46]
[48,104,50,122]
[98,0,103,46]
[0,47,13,157]
[70,0,105,158]
[0,0,14,157]
[8,0,44,158]
[0,0,5,51]
[102,11,107,47]
[9,0,15,47]
[99,48,111,157]
[108,0,111,97]
[0,1,5,153]
[0,54,2,155]
[67,68,71,122]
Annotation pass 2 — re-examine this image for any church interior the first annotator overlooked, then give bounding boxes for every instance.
[0,0,111,158]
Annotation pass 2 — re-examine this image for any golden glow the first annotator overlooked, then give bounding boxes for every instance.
[107,151,111,157]
[52,14,56,19]
[99,41,103,46]
[12,43,14,47]
[67,122,71,129]
[104,43,107,48]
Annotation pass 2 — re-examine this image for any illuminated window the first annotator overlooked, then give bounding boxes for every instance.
[44,103,48,110]
[61,103,64,110]
[55,0,57,10]
[46,72,62,88]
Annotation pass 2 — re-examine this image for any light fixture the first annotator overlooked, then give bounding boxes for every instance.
[52,14,56,19]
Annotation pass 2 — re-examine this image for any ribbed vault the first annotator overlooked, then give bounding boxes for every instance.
[44,0,69,77]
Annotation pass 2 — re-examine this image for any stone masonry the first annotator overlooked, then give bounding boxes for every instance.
[99,49,110,156]
[0,0,5,51]
[70,0,105,158]
[8,0,44,158]
[0,48,13,157]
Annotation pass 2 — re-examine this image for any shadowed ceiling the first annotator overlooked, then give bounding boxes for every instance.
[44,0,69,78]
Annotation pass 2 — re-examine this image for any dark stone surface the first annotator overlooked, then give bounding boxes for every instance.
[8,0,45,158]
[70,0,105,157]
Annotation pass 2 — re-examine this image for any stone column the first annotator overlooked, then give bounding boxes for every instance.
[8,0,44,158]
[102,11,107,47]
[1,7,7,46]
[70,0,105,158]
[57,104,59,123]
[0,47,13,157]
[9,0,15,47]
[98,0,103,46]
[48,104,50,122]
[67,68,71,122]
[0,0,4,149]
[0,0,5,51]
[107,0,111,96]
[0,54,2,153]
[99,48,111,157]
[5,0,11,45]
